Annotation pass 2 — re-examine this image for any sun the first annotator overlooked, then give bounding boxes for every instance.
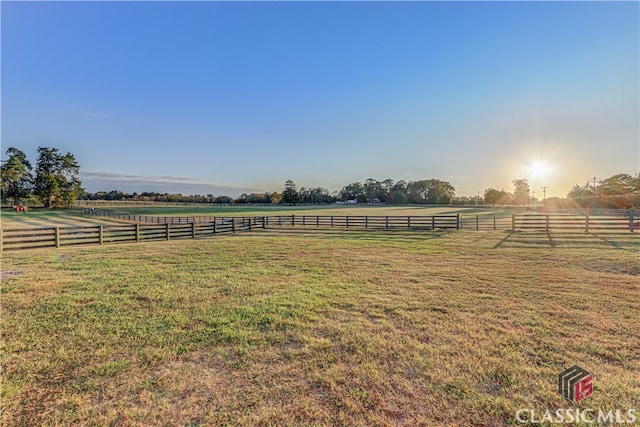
[528,161,551,180]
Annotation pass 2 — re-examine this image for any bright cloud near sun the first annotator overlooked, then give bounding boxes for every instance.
[527,161,553,180]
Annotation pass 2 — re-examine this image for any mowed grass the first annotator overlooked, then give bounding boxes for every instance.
[1,208,128,229]
[91,204,519,218]
[1,230,639,426]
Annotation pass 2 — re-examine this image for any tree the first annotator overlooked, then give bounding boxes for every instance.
[1,147,32,205]
[484,188,511,205]
[282,180,300,205]
[33,147,83,208]
[512,179,530,206]
[407,179,455,204]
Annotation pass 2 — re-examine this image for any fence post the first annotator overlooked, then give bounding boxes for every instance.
[511,214,516,231]
[331,216,334,227]
[493,214,496,230]
[385,216,389,229]
[476,215,479,231]
[232,218,236,233]
[302,216,306,227]
[166,223,170,240]
[248,218,252,232]
[317,216,320,227]
[135,224,140,242]
[346,216,349,228]
[545,215,549,232]
[278,216,282,226]
[54,227,60,248]
[192,222,196,238]
[365,216,368,229]
[213,218,217,235]
[407,216,411,229]
[585,215,589,233]
[292,215,295,227]
[99,225,103,245]
[432,216,435,230]
[265,217,269,228]
[630,210,635,232]
[0,229,3,252]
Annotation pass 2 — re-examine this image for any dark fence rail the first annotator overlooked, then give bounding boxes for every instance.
[264,215,460,230]
[512,214,637,232]
[0,217,266,251]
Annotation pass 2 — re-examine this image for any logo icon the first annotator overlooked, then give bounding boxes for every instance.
[558,365,593,402]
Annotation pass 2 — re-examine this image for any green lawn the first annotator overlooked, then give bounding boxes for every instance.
[1,230,638,425]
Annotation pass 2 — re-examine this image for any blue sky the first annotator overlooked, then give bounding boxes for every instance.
[2,1,638,197]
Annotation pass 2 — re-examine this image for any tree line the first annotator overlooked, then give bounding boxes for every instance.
[3,147,639,208]
[1,147,82,207]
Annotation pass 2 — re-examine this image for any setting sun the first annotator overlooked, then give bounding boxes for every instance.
[528,161,552,180]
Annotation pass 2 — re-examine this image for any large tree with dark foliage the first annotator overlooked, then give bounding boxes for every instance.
[1,147,32,205]
[33,147,83,208]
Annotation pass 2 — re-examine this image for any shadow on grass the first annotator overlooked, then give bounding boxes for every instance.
[263,227,455,243]
[493,230,636,250]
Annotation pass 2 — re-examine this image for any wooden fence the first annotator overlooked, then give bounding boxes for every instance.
[1,215,459,251]
[265,215,460,230]
[512,214,636,232]
[1,217,266,251]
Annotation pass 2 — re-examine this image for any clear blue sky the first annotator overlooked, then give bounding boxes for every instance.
[2,1,638,198]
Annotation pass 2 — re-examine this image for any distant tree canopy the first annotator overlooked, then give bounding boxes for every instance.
[1,148,32,205]
[1,146,83,207]
[512,179,531,206]
[281,180,300,205]
[33,147,83,208]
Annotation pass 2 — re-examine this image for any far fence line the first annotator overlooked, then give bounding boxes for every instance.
[512,214,637,233]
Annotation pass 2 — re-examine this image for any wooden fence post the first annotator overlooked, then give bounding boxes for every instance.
[365,216,368,229]
[385,216,389,229]
[493,214,496,230]
[302,216,306,227]
[432,216,435,230]
[585,215,589,233]
[630,211,635,232]
[248,218,252,232]
[54,227,60,248]
[192,222,196,238]
[166,223,171,240]
[511,214,516,231]
[136,224,140,242]
[407,216,411,229]
[476,215,479,231]
[331,216,334,227]
[346,216,349,228]
[213,218,217,234]
[0,229,3,252]
[316,216,320,227]
[99,225,103,245]
[232,218,236,233]
[292,215,295,227]
[545,215,549,232]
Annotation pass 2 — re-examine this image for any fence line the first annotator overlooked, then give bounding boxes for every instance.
[3,212,637,251]
[512,214,636,232]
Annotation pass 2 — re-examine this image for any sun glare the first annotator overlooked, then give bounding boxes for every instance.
[528,161,551,180]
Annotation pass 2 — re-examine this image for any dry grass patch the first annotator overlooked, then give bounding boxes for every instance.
[1,230,638,426]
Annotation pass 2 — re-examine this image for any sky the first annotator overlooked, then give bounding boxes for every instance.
[2,1,638,198]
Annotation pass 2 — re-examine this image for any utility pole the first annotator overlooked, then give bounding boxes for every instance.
[541,186,548,201]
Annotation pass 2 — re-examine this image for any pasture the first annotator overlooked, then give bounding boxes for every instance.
[1,228,638,426]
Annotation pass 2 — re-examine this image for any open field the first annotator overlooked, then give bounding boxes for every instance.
[74,204,518,218]
[1,229,638,425]
[0,208,129,229]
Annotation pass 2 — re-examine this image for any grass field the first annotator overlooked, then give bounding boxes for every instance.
[0,208,128,229]
[1,228,638,426]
